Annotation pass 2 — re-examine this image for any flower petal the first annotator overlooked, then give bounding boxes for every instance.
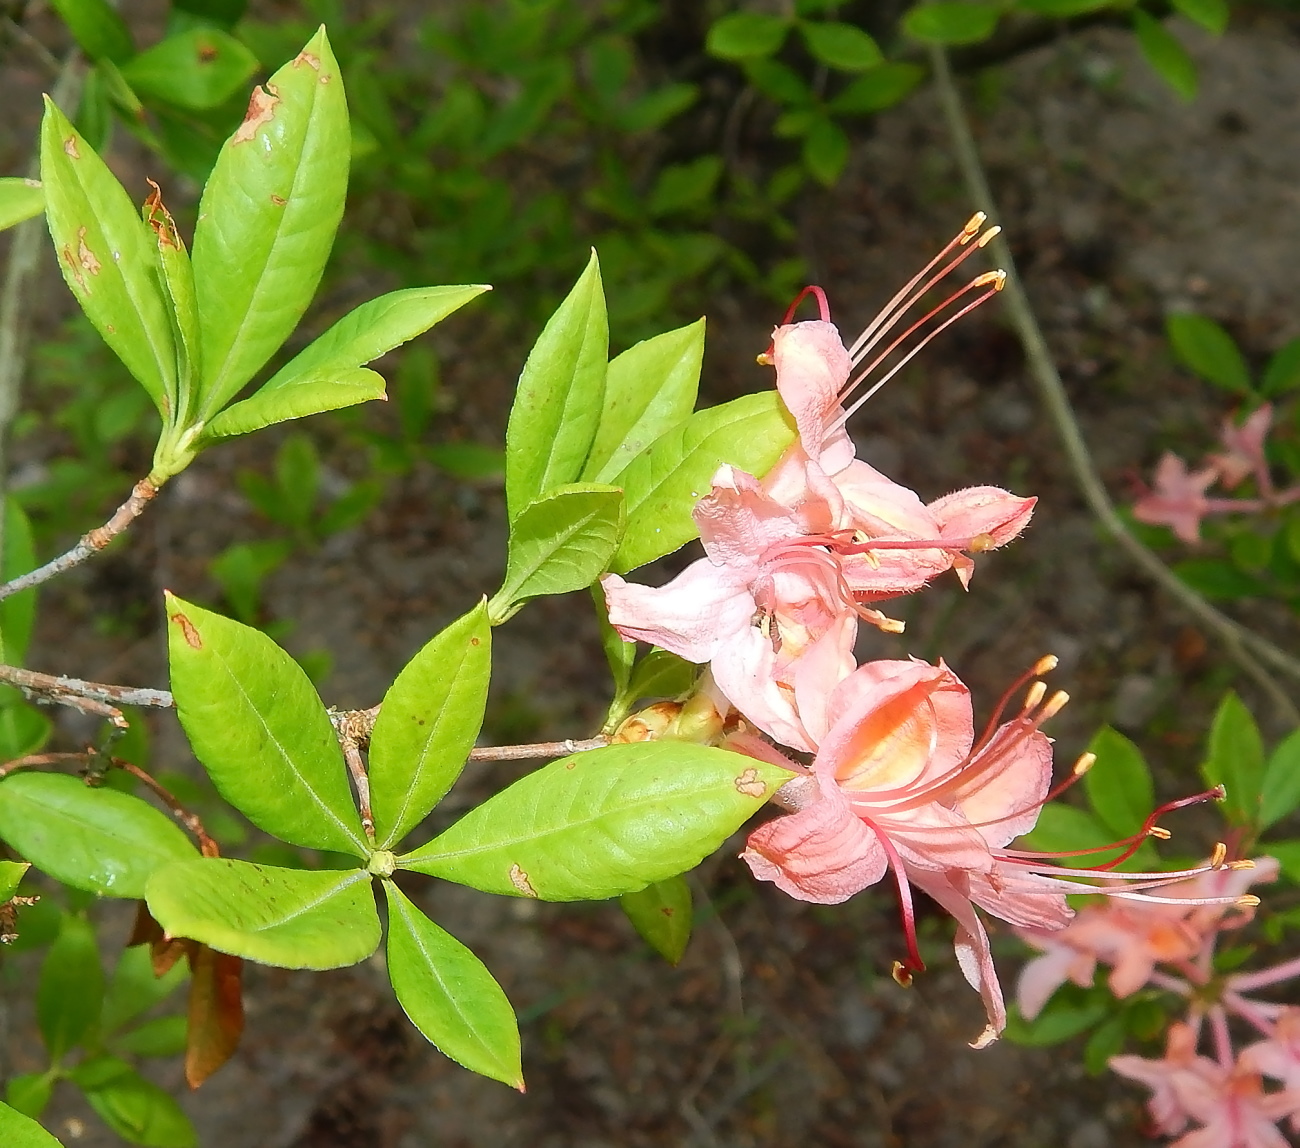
[770,320,854,472]
[602,561,753,664]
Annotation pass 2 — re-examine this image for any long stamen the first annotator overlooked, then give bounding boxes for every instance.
[781,284,832,326]
[862,817,926,977]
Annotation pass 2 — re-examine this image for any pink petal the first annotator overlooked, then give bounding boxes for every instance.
[742,792,886,904]
[954,724,1054,847]
[965,864,1072,931]
[770,320,854,472]
[601,562,753,663]
[1016,944,1095,1020]
[928,486,1036,549]
[710,623,815,753]
[694,465,804,570]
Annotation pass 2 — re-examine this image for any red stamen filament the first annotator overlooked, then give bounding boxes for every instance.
[862,816,927,975]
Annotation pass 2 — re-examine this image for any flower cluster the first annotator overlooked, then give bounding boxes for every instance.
[1133,404,1300,542]
[603,217,1236,1047]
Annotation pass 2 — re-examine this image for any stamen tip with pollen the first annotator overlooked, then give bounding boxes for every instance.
[1072,751,1097,777]
[1147,826,1172,840]
[1040,690,1070,720]
[1034,654,1059,675]
[1022,681,1047,713]
[756,352,774,366]
[1237,895,1262,908]
[1230,859,1257,870]
[962,211,986,236]
[976,226,1002,249]
[1210,842,1228,869]
[891,961,914,988]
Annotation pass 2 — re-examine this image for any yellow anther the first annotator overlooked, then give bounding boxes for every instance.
[1230,859,1257,870]
[1039,690,1069,721]
[962,212,987,238]
[1022,681,1047,713]
[1034,654,1059,676]
[1210,842,1228,869]
[1237,895,1261,908]
[756,352,774,366]
[1071,751,1097,777]
[891,961,914,987]
[976,225,1002,249]
[1147,826,1172,840]
[968,531,996,553]
[880,618,906,635]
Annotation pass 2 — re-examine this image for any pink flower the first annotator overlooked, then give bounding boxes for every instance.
[1210,404,1273,493]
[1133,453,1222,543]
[1111,1022,1221,1138]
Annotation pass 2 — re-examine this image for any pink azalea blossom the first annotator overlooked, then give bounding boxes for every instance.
[1133,453,1224,543]
[1210,404,1274,493]
[1242,1008,1300,1113]
[1110,1022,1222,1138]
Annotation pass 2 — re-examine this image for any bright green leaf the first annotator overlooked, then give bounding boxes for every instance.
[1165,312,1250,393]
[102,944,188,1035]
[584,320,705,484]
[1082,726,1155,837]
[1134,12,1198,101]
[610,391,796,574]
[624,649,698,709]
[1171,0,1229,35]
[5,1077,54,1122]
[0,1101,64,1147]
[504,252,608,519]
[0,773,198,898]
[799,22,882,72]
[192,27,350,418]
[902,3,1000,45]
[489,485,625,623]
[164,592,367,856]
[40,100,178,418]
[121,28,258,111]
[370,602,492,849]
[1266,838,1300,884]
[146,858,379,969]
[0,859,28,901]
[38,914,104,1061]
[829,63,926,114]
[400,742,790,900]
[1003,998,1108,1046]
[1200,691,1265,827]
[49,0,134,62]
[112,1016,189,1058]
[803,116,850,186]
[706,12,790,60]
[0,179,44,233]
[621,875,692,964]
[1261,338,1300,398]
[203,366,386,439]
[383,882,523,1089]
[75,1058,196,1147]
[1016,0,1113,13]
[1261,729,1300,831]
[744,59,812,105]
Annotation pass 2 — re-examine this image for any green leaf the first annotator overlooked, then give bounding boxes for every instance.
[192,27,350,418]
[610,391,796,574]
[5,1077,54,1122]
[102,944,188,1034]
[1003,998,1108,1047]
[830,63,926,114]
[39,914,104,1061]
[400,742,789,900]
[74,1058,196,1147]
[744,59,812,106]
[0,773,198,898]
[1165,312,1250,393]
[0,1101,65,1147]
[803,116,850,186]
[620,875,692,964]
[2,499,38,665]
[1266,838,1300,884]
[798,22,882,72]
[164,593,367,856]
[141,189,201,445]
[647,159,722,218]
[706,13,790,60]
[203,366,386,439]
[112,1016,189,1058]
[1083,1010,1127,1074]
[1261,337,1300,397]
[489,485,625,623]
[0,179,44,233]
[1172,557,1265,600]
[207,539,291,623]
[624,649,698,708]
[583,320,705,484]
[48,0,134,62]
[428,442,505,481]
[146,858,379,969]
[1170,0,1229,35]
[1082,726,1155,838]
[382,882,523,1089]
[0,859,28,901]
[1200,691,1265,827]
[121,28,258,111]
[40,100,178,418]
[1016,803,1157,871]
[594,586,635,703]
[902,3,1001,45]
[1260,729,1300,831]
[504,252,608,520]
[1134,12,1198,101]
[1016,0,1113,13]
[370,602,492,849]
[273,432,319,530]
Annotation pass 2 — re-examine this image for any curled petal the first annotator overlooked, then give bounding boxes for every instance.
[695,465,804,571]
[710,624,815,753]
[771,320,854,473]
[928,487,1036,549]
[602,562,753,664]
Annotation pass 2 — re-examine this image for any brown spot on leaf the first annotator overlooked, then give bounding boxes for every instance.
[105,324,115,333]
[76,227,101,276]
[63,136,79,159]
[60,244,85,289]
[470,637,481,646]
[144,179,180,248]
[269,194,287,206]
[734,767,767,799]
[233,85,279,144]
[319,74,331,84]
[509,864,538,898]
[294,50,321,70]
[198,43,219,64]
[171,611,203,649]
[660,907,675,917]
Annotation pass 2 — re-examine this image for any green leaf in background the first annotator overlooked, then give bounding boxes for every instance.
[583,320,704,484]
[620,874,692,964]
[382,882,523,1089]
[489,485,625,624]
[400,742,788,900]
[192,27,350,418]
[102,944,188,1035]
[206,285,487,440]
[165,593,367,856]
[505,252,608,520]
[0,773,198,898]
[1200,691,1265,827]
[624,649,698,709]
[0,1100,65,1147]
[38,914,104,1061]
[113,1015,189,1059]
[1261,337,1300,397]
[146,859,379,969]
[1082,726,1155,838]
[830,64,926,114]
[0,696,51,762]
[1172,557,1265,600]
[1260,729,1300,831]
[0,179,44,233]
[40,100,178,419]
[902,3,1000,45]
[2,499,38,665]
[706,13,790,61]
[798,22,882,72]
[5,1077,53,1122]
[803,116,850,186]
[647,158,722,217]
[207,539,292,623]
[1171,0,1229,35]
[174,0,248,29]
[1016,0,1114,14]
[0,859,28,901]
[1016,803,1158,871]
[1165,312,1250,393]
[273,432,320,530]
[611,391,796,574]
[1134,12,1198,102]
[428,443,505,481]
[370,602,492,849]
[49,0,134,62]
[1003,997,1108,1047]
[121,28,258,111]
[1266,839,1300,884]
[71,1057,196,1148]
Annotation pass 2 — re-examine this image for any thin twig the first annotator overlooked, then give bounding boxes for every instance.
[333,708,376,844]
[1,16,62,77]
[0,476,159,602]
[0,663,174,725]
[0,750,84,779]
[112,757,218,856]
[928,46,1300,727]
